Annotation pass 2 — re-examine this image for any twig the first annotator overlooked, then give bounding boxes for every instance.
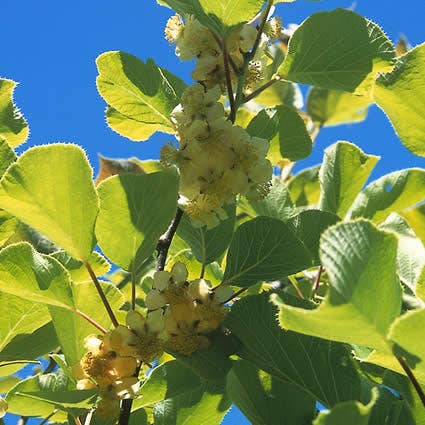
[223,39,236,123]
[312,265,324,296]
[212,33,240,74]
[396,356,425,408]
[250,0,274,61]
[243,76,280,103]
[39,410,58,425]
[84,261,119,327]
[156,208,184,271]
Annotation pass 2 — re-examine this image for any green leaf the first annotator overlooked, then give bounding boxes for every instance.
[307,87,371,126]
[198,0,262,28]
[227,360,316,425]
[272,220,402,352]
[286,210,340,264]
[374,43,425,156]
[135,360,202,409]
[95,154,145,185]
[96,52,185,141]
[0,376,20,393]
[222,216,313,287]
[6,371,96,419]
[288,165,321,207]
[0,322,58,362]
[247,106,312,163]
[226,293,361,407]
[239,178,294,221]
[0,242,74,309]
[402,203,425,247]
[153,378,230,425]
[313,389,378,425]
[319,141,379,218]
[171,331,238,380]
[0,210,18,247]
[383,371,425,425]
[279,9,374,92]
[0,144,98,260]
[177,203,235,265]
[380,214,425,294]
[389,309,425,381]
[348,168,425,223]
[0,79,29,148]
[51,251,110,283]
[96,171,179,270]
[0,139,16,177]
[254,81,303,110]
[50,280,125,366]
[0,293,50,353]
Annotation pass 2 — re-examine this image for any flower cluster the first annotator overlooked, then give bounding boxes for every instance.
[145,262,233,355]
[73,310,164,419]
[161,83,273,227]
[165,15,258,91]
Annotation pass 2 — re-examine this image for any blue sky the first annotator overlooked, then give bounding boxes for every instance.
[2,0,425,424]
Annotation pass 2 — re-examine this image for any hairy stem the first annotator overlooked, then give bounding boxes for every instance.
[156,208,184,271]
[39,410,58,425]
[75,309,107,334]
[243,76,280,103]
[84,261,119,327]
[223,39,236,123]
[312,265,324,296]
[396,356,425,408]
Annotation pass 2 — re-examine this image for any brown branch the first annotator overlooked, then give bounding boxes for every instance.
[250,0,274,61]
[222,39,236,123]
[156,208,184,271]
[75,309,107,334]
[396,356,425,408]
[84,261,119,327]
[212,33,240,75]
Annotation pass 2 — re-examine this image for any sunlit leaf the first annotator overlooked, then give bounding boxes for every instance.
[0,144,98,260]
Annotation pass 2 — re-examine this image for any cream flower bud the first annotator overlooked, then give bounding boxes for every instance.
[249,159,273,184]
[77,379,97,390]
[188,279,211,301]
[84,335,103,355]
[251,137,269,157]
[146,309,165,333]
[146,289,167,310]
[113,377,140,398]
[0,398,7,418]
[126,310,146,337]
[214,286,234,303]
[108,325,139,352]
[153,271,171,291]
[171,262,188,284]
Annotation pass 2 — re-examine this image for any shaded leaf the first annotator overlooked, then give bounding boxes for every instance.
[273,220,402,352]
[96,171,179,270]
[226,293,361,407]
[288,165,321,207]
[222,216,313,287]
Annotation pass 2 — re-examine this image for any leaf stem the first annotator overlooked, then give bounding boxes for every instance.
[223,39,236,123]
[396,356,425,408]
[200,263,206,279]
[156,208,184,271]
[312,265,324,296]
[221,287,248,305]
[131,265,137,311]
[84,261,119,327]
[250,1,274,61]
[243,76,280,103]
[39,410,58,425]
[74,309,107,334]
